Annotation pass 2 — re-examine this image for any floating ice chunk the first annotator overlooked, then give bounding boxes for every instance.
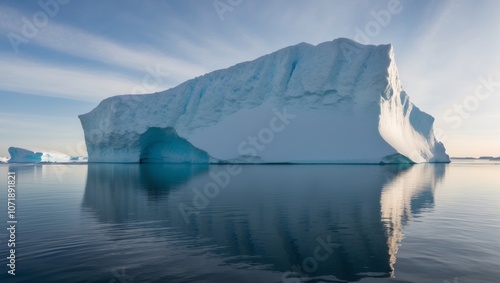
[8,147,71,163]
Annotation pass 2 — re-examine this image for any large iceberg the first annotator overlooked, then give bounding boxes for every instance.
[79,38,450,164]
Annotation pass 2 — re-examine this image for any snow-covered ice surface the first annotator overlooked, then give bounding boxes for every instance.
[7,147,86,163]
[79,38,450,164]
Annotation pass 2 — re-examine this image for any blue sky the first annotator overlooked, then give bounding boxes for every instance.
[0,0,499,157]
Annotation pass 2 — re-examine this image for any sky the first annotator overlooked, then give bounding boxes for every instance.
[0,0,499,158]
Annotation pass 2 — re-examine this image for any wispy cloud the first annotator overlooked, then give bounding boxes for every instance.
[33,24,207,81]
[397,0,500,114]
[0,56,156,101]
[0,6,207,82]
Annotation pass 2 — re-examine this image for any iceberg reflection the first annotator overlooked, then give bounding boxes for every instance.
[82,163,446,282]
[380,164,446,277]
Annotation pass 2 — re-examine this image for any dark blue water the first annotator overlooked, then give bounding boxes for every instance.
[0,162,499,283]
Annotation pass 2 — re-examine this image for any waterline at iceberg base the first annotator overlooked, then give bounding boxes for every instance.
[79,38,450,164]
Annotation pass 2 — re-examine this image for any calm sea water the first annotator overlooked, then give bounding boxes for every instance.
[0,161,499,283]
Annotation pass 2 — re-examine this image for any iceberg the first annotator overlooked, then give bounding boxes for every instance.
[0,156,8,163]
[79,38,450,164]
[8,147,72,163]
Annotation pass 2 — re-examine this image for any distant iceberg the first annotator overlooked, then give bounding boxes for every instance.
[7,147,86,163]
[80,38,450,164]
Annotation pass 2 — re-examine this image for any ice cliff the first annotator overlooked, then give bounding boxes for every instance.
[79,38,450,163]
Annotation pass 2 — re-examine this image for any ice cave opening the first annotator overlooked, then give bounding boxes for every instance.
[138,127,210,163]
